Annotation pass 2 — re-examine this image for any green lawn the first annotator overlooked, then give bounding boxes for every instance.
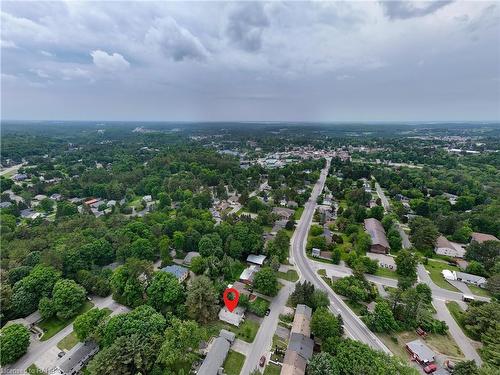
[207,319,260,343]
[39,301,94,341]
[57,331,79,351]
[276,269,299,282]
[264,363,282,375]
[317,269,327,277]
[223,350,245,375]
[374,267,398,279]
[293,207,304,220]
[468,285,491,298]
[424,260,460,292]
[27,364,46,375]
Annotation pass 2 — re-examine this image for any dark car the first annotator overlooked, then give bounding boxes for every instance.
[265,308,271,316]
[259,355,266,367]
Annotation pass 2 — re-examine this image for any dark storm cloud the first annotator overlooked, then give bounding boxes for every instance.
[380,1,453,20]
[225,2,270,52]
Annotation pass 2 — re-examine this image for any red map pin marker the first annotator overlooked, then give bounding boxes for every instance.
[223,288,239,312]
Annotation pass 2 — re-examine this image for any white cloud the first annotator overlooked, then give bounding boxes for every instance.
[40,50,54,57]
[90,50,130,71]
[30,69,50,79]
[61,67,91,80]
[1,39,17,49]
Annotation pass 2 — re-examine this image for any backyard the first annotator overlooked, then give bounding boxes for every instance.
[264,363,282,375]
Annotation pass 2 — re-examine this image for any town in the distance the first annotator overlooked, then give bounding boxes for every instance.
[0,121,498,375]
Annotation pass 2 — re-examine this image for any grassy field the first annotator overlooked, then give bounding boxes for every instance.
[264,363,282,375]
[468,285,491,298]
[57,331,79,351]
[276,269,299,282]
[424,260,460,292]
[293,207,304,220]
[374,267,398,279]
[223,350,245,375]
[39,301,94,341]
[317,269,327,277]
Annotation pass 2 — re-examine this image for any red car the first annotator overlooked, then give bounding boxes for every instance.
[259,355,266,367]
[423,364,437,374]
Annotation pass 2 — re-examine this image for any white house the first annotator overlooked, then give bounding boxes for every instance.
[434,235,466,258]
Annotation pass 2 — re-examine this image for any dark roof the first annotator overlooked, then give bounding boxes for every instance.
[364,218,389,249]
[288,332,314,360]
[198,334,231,374]
[161,265,189,279]
[57,341,98,373]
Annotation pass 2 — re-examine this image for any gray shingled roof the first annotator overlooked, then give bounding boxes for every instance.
[198,336,231,375]
[288,332,314,360]
[295,304,312,319]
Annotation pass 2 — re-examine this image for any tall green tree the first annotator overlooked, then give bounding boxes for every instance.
[185,276,219,324]
[253,267,278,296]
[0,324,30,365]
[146,272,184,315]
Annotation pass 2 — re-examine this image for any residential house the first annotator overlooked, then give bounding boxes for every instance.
[434,235,466,258]
[51,341,99,375]
[316,205,333,224]
[470,232,499,244]
[50,193,63,201]
[0,201,12,209]
[405,339,436,365]
[239,265,257,285]
[281,304,314,375]
[160,265,189,283]
[456,271,486,288]
[20,209,42,220]
[218,306,245,327]
[12,173,28,181]
[364,218,390,254]
[287,201,298,209]
[183,252,200,265]
[246,254,266,266]
[441,270,487,288]
[272,207,294,221]
[143,195,153,203]
[197,330,235,375]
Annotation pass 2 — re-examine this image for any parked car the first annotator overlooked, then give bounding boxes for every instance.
[424,364,437,374]
[259,355,266,367]
[265,308,271,316]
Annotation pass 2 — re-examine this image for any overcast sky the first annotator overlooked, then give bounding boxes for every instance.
[1,1,499,122]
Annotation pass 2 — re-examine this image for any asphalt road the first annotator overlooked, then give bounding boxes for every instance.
[2,295,129,374]
[290,159,392,355]
[375,182,391,212]
[240,280,295,375]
